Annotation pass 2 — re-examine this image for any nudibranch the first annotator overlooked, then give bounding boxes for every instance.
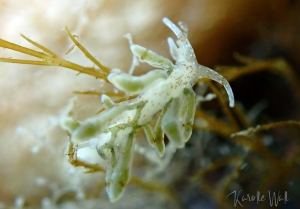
[60,17,234,202]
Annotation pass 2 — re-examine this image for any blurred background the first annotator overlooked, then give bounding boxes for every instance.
[0,0,300,208]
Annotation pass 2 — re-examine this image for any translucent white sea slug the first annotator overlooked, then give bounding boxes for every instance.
[60,17,235,202]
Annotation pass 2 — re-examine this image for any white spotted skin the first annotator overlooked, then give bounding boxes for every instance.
[136,62,200,125]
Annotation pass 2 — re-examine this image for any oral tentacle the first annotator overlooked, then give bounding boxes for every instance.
[198,64,235,107]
